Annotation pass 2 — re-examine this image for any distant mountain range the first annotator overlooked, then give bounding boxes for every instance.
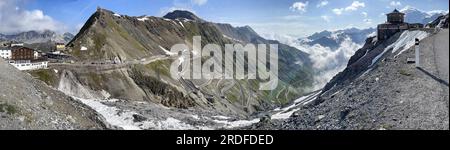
[299,27,376,50]
[0,30,74,44]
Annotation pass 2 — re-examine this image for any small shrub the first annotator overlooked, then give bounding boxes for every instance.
[29,69,57,86]
[0,103,18,115]
[399,69,412,76]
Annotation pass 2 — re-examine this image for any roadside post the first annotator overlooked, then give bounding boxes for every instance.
[415,38,420,68]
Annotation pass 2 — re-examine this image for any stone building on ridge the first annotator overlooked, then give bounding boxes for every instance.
[377,9,424,41]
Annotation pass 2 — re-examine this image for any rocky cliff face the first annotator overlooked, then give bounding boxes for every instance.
[52,8,315,119]
[0,59,104,129]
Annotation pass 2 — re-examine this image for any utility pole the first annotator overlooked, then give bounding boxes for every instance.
[415,38,420,68]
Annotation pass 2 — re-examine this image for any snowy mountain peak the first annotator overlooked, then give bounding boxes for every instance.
[400,5,420,13]
[400,6,448,24]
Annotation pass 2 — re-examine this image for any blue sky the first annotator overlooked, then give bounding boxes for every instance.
[1,0,449,37]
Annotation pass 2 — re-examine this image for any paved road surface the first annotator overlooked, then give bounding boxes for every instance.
[433,29,449,84]
[433,29,449,108]
[421,29,449,108]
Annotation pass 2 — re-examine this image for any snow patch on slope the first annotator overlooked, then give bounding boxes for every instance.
[393,31,428,56]
[178,21,185,28]
[222,34,243,42]
[75,97,211,130]
[137,17,149,22]
[271,91,320,120]
[159,45,177,56]
[370,30,429,67]
[212,118,260,129]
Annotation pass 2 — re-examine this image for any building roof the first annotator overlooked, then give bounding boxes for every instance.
[388,9,404,15]
[11,46,35,51]
[0,46,12,50]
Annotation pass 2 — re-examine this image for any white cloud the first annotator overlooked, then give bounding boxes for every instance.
[290,1,309,13]
[321,15,331,22]
[293,37,363,89]
[333,8,344,15]
[191,0,208,6]
[0,0,66,34]
[427,10,449,15]
[390,1,402,7]
[362,12,368,17]
[345,1,365,11]
[261,33,299,46]
[264,29,375,90]
[333,1,365,15]
[317,0,329,8]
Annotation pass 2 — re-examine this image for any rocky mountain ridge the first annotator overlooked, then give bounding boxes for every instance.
[299,27,376,50]
[23,8,318,129]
